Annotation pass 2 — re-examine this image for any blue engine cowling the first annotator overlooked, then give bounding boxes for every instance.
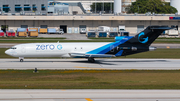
[115,36,133,42]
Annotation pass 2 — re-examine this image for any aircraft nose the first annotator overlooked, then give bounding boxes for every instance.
[5,49,10,55]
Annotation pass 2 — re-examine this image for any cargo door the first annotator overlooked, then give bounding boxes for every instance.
[60,25,67,33]
[1,25,8,33]
[68,28,72,33]
[74,27,79,33]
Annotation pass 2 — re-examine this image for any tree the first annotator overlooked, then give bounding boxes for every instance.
[127,0,177,14]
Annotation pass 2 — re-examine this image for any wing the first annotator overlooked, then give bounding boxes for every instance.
[69,53,116,58]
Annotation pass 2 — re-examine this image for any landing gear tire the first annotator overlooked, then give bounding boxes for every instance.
[19,57,24,62]
[20,59,23,62]
[88,57,95,63]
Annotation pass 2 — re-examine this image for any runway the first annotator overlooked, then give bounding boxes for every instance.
[0,89,180,101]
[1,59,180,70]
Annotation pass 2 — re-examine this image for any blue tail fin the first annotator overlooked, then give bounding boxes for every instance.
[128,26,174,46]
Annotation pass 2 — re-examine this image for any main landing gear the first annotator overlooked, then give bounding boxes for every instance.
[19,57,24,62]
[20,59,23,62]
[88,57,95,63]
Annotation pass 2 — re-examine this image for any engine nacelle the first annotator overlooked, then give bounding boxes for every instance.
[149,47,157,51]
[115,36,133,42]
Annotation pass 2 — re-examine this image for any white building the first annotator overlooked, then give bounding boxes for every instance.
[171,0,180,14]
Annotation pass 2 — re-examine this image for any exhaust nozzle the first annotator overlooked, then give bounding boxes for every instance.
[149,47,156,51]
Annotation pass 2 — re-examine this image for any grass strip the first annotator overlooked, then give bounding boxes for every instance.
[1,48,180,59]
[121,49,180,59]
[0,70,180,89]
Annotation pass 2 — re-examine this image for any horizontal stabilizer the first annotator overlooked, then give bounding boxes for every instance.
[149,26,173,30]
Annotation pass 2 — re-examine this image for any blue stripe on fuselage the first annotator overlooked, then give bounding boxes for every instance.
[86,42,116,54]
[115,50,124,56]
[86,36,133,54]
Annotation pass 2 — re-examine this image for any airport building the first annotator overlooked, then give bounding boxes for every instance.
[0,15,179,34]
[48,2,69,14]
[0,0,179,35]
[0,0,48,14]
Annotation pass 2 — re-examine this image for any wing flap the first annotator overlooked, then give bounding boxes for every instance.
[69,53,115,58]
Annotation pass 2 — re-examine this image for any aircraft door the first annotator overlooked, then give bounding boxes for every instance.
[21,45,26,53]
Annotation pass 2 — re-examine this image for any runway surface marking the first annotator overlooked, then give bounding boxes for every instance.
[85,98,93,101]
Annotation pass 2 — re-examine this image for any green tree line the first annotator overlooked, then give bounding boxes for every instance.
[127,0,177,14]
[90,0,177,14]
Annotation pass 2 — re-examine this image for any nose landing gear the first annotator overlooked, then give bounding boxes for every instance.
[88,57,95,63]
[19,57,24,62]
[20,59,23,62]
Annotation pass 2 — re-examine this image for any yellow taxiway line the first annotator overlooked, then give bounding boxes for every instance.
[85,98,93,101]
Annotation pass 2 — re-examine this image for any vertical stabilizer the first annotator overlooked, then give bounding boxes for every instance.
[128,26,173,46]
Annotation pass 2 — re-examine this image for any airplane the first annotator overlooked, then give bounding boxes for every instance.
[5,26,175,63]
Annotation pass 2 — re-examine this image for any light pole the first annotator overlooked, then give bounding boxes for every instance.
[103,0,104,14]
[101,0,104,14]
[150,17,152,26]
[101,0,103,13]
[110,0,112,14]
[95,0,96,13]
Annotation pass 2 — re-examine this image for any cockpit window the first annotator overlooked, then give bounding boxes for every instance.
[10,47,17,49]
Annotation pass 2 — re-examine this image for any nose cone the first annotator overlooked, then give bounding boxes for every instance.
[5,49,10,55]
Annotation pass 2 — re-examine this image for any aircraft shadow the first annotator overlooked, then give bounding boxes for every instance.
[12,60,113,65]
[71,59,168,62]
[11,59,169,66]
[71,60,115,65]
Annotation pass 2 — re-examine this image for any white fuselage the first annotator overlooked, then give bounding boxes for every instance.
[5,42,110,58]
